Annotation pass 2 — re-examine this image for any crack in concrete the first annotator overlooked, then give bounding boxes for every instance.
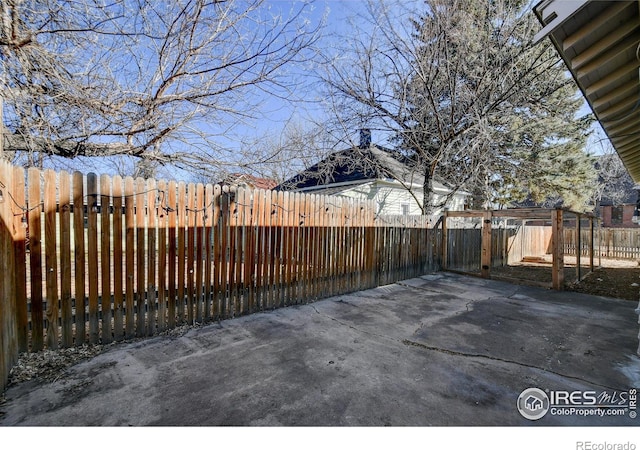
[396,281,521,301]
[310,297,624,392]
[465,300,475,311]
[395,281,451,295]
[309,305,400,344]
[401,339,622,392]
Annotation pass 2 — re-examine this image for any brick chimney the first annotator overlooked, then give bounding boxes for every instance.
[359,128,371,148]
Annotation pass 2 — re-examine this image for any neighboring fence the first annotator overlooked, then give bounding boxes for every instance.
[500,225,552,264]
[565,228,640,260]
[375,214,440,229]
[0,161,442,390]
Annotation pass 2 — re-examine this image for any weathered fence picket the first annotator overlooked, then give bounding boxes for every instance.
[13,166,28,353]
[28,167,43,352]
[167,180,178,329]
[0,161,18,390]
[113,176,124,341]
[100,174,112,344]
[59,171,72,348]
[134,177,146,338]
[124,177,135,339]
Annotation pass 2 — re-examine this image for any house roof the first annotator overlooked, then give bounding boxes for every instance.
[278,144,454,194]
[226,173,278,190]
[600,189,638,207]
[533,0,640,183]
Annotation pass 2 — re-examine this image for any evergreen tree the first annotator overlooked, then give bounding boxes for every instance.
[594,152,636,206]
[400,0,597,212]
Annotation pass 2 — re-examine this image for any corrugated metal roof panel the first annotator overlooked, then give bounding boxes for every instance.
[534,0,640,182]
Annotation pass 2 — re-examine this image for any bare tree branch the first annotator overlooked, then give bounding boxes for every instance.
[1,0,324,176]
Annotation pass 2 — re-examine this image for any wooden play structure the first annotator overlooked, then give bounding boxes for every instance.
[442,208,599,290]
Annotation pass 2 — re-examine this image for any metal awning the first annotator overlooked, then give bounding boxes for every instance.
[533,0,640,182]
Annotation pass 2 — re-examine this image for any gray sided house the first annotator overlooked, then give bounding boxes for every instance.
[278,131,469,218]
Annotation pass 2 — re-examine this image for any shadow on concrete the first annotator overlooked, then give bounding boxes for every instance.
[1,272,638,426]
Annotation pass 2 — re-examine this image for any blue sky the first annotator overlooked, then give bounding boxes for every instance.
[226,1,366,138]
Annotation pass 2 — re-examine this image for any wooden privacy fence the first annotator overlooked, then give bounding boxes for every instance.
[565,228,640,260]
[0,161,441,389]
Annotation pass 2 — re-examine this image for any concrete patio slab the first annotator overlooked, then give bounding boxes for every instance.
[1,272,638,426]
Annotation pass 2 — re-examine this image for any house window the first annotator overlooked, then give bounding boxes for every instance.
[611,206,623,224]
[401,203,410,216]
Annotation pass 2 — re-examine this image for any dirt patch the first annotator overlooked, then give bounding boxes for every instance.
[566,265,640,302]
[491,257,640,302]
[3,322,203,394]
[7,345,107,385]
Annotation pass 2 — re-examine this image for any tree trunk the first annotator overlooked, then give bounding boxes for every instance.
[422,169,434,216]
[134,149,159,179]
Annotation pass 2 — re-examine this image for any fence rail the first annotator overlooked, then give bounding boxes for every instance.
[0,162,442,389]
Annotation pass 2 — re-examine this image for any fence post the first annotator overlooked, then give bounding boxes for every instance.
[0,160,18,390]
[576,213,581,281]
[552,208,564,290]
[441,212,448,270]
[481,211,492,278]
[589,217,594,272]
